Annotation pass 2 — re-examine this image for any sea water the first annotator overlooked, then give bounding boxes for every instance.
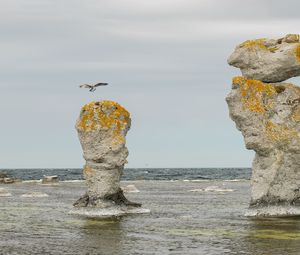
[0,169,299,255]
[0,168,251,181]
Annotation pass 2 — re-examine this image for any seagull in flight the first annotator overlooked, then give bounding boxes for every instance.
[79,82,108,92]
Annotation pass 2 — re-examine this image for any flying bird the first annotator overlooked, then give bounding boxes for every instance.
[79,82,108,92]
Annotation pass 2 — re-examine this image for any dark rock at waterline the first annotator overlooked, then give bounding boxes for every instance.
[0,172,8,179]
[73,189,141,208]
[0,172,19,184]
[3,178,14,184]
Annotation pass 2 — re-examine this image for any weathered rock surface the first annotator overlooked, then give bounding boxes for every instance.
[226,76,300,216]
[228,34,300,82]
[72,100,146,217]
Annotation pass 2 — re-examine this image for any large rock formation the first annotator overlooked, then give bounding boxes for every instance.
[71,100,149,217]
[228,34,300,82]
[227,34,300,217]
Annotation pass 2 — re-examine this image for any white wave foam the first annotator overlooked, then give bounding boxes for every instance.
[122,184,140,193]
[223,179,248,182]
[183,179,210,182]
[189,186,235,193]
[21,192,49,198]
[22,180,42,183]
[245,206,300,217]
[69,207,150,218]
[61,180,85,183]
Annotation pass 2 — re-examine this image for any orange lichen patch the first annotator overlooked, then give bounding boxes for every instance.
[83,165,94,176]
[233,76,276,113]
[291,108,300,122]
[232,76,247,86]
[265,121,298,142]
[240,39,268,51]
[77,100,130,143]
[294,43,300,62]
[284,34,299,43]
[239,39,279,53]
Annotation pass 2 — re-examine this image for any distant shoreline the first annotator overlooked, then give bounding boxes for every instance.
[0,168,251,181]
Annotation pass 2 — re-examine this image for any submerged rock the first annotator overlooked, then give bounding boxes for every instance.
[72,100,148,217]
[0,172,8,179]
[3,178,14,184]
[0,173,17,184]
[228,34,300,82]
[226,76,300,216]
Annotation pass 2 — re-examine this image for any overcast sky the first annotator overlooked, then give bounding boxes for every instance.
[1,0,300,168]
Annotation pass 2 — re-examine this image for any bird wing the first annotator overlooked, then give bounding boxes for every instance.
[94,82,108,87]
[80,84,92,88]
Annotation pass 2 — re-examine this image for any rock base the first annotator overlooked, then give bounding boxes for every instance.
[69,206,150,219]
[245,206,300,217]
[73,188,141,208]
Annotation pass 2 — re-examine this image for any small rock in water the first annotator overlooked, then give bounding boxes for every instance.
[0,172,8,179]
[122,184,140,193]
[42,175,59,184]
[0,188,12,197]
[3,178,14,184]
[21,192,49,198]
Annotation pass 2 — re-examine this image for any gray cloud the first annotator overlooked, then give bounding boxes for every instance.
[0,0,299,167]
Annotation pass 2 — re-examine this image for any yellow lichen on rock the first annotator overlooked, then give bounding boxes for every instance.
[232,76,247,86]
[77,100,130,143]
[233,76,276,113]
[265,121,298,142]
[294,43,300,62]
[284,34,299,43]
[232,76,300,143]
[240,39,268,50]
[291,108,300,122]
[83,165,95,176]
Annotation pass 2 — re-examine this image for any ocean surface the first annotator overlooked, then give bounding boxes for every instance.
[1,168,299,255]
[1,180,300,255]
[0,168,251,181]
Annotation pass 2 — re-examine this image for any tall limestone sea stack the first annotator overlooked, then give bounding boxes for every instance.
[226,34,300,217]
[71,100,149,217]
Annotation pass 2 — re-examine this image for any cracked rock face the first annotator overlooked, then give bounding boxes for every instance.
[226,77,300,216]
[74,100,140,209]
[228,34,300,82]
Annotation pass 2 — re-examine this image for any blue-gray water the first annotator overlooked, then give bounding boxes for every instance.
[0,168,251,181]
[1,168,299,255]
[1,180,300,255]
